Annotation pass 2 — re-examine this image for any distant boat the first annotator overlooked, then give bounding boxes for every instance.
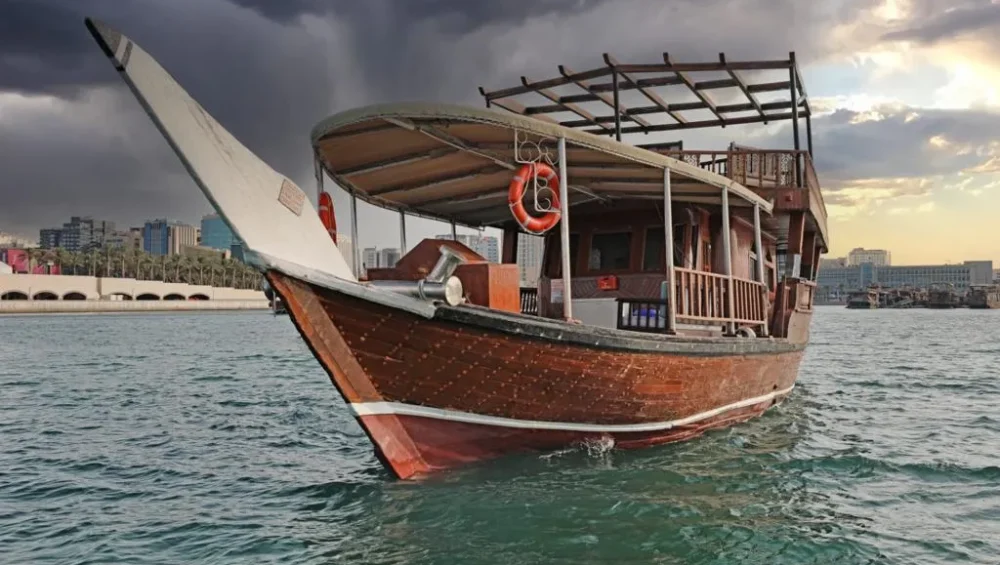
[967,285,1000,309]
[85,19,830,480]
[846,288,878,309]
[927,283,961,309]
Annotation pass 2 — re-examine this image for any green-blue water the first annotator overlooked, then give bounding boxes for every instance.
[2,307,998,564]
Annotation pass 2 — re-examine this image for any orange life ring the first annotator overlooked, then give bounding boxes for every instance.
[508,163,561,234]
[318,191,338,244]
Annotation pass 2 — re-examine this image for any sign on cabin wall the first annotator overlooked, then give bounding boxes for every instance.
[551,279,564,303]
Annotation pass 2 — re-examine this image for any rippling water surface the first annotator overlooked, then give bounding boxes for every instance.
[2,308,999,564]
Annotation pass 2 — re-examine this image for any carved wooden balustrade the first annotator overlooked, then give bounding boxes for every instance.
[673,267,768,330]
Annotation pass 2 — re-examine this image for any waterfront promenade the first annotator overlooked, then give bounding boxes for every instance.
[0,274,268,313]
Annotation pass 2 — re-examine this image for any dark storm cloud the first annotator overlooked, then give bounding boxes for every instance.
[808,105,1000,187]
[1,0,972,244]
[881,1,1000,44]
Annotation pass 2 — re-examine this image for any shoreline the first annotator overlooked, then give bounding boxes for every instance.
[0,300,270,315]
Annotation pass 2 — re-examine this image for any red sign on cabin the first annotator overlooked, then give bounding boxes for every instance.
[596,275,618,291]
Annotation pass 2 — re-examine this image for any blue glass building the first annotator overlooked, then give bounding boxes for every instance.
[143,219,170,256]
[200,214,236,251]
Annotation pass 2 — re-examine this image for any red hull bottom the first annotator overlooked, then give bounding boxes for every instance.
[359,394,789,478]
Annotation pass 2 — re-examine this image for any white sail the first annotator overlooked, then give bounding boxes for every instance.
[84,18,356,283]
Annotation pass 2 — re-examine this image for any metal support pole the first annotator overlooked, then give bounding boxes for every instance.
[663,168,676,333]
[753,203,769,337]
[450,220,457,240]
[721,188,735,336]
[350,193,360,278]
[557,136,573,320]
[612,71,622,142]
[789,52,802,188]
[399,211,407,253]
[806,114,814,158]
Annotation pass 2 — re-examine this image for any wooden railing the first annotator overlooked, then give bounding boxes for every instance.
[662,149,807,190]
[673,267,769,329]
[661,148,828,251]
[674,267,730,323]
[519,287,538,315]
[732,277,768,324]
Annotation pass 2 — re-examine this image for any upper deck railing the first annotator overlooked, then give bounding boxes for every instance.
[657,148,828,225]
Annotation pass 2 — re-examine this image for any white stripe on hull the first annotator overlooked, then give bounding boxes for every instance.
[349,384,796,433]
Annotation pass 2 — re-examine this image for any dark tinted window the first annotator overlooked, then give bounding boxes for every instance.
[546,233,579,278]
[589,232,632,271]
[643,228,663,271]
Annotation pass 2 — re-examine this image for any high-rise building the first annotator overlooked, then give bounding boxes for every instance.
[200,213,236,251]
[380,247,401,269]
[168,223,198,255]
[435,233,500,263]
[336,234,355,275]
[143,219,170,256]
[517,234,545,287]
[362,247,379,277]
[39,228,62,249]
[143,219,197,256]
[847,248,891,267]
[965,260,994,285]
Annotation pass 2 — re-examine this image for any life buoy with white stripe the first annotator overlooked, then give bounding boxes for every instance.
[318,191,337,244]
[508,163,561,234]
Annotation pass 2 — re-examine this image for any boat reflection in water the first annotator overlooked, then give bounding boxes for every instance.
[84,19,830,479]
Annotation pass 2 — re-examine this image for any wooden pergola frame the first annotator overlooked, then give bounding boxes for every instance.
[479,51,813,156]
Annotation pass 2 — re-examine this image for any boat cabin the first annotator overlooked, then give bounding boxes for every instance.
[311,52,828,343]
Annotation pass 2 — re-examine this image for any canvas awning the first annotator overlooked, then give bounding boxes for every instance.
[311,103,774,228]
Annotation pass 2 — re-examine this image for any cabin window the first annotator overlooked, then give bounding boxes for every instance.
[545,233,579,278]
[644,226,686,271]
[588,232,632,271]
[674,225,685,268]
[749,250,759,282]
[642,228,663,272]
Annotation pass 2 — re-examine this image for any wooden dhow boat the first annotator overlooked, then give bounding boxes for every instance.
[967,284,1000,309]
[85,19,829,479]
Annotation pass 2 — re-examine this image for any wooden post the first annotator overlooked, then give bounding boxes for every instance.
[721,188,735,336]
[789,52,802,188]
[663,168,676,333]
[501,227,519,264]
[399,211,407,253]
[557,136,573,320]
[786,211,806,279]
[612,70,622,142]
[350,192,360,278]
[753,203,769,337]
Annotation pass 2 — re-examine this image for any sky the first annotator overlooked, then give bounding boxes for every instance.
[2,0,1000,265]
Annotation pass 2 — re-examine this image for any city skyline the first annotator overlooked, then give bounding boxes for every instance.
[3,1,1000,265]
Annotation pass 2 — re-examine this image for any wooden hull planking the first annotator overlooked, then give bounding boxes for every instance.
[269,271,805,479]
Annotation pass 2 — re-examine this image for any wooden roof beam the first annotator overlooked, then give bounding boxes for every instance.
[479,67,612,101]
[367,165,506,197]
[560,99,805,127]
[719,53,766,123]
[520,75,614,133]
[477,89,557,123]
[582,112,797,135]
[603,53,686,124]
[558,64,651,130]
[338,147,460,176]
[663,52,724,123]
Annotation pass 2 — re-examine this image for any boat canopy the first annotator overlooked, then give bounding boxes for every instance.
[311,103,773,228]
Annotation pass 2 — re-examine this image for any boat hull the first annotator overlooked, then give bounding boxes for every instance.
[268,271,806,479]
